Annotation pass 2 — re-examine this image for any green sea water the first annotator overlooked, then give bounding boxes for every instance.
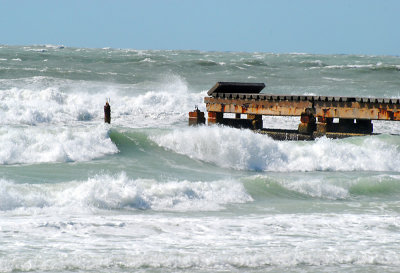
[0,45,400,272]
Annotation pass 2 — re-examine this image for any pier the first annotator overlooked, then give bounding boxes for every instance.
[189,82,400,140]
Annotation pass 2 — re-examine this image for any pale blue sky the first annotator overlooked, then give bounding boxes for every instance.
[1,0,399,55]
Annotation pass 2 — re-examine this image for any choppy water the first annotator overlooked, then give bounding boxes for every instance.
[0,45,400,272]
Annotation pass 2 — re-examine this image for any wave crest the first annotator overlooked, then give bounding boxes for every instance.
[0,173,252,212]
[0,125,117,165]
[152,126,400,172]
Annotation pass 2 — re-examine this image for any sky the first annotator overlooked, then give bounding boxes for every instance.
[1,0,399,55]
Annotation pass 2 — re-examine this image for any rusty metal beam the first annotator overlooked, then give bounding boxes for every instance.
[205,97,312,116]
[313,101,400,121]
[205,96,400,121]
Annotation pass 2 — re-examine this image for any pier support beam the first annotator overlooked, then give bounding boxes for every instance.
[298,110,316,134]
[206,112,263,130]
[189,108,205,126]
[316,117,333,134]
[208,112,223,125]
[356,119,373,134]
[338,118,355,132]
[247,114,263,130]
[314,117,373,135]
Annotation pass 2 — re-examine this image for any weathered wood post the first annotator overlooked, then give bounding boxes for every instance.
[104,102,111,124]
[188,106,205,126]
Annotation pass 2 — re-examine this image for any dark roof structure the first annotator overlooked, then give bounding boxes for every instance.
[207,82,265,96]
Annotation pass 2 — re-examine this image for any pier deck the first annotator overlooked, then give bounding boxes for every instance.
[190,82,400,139]
[205,93,400,121]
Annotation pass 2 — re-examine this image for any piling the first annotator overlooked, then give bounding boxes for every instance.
[207,112,223,125]
[104,102,111,124]
[298,109,316,135]
[189,107,205,126]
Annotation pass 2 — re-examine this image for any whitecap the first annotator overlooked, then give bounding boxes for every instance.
[0,172,252,212]
[152,126,400,172]
[0,125,118,165]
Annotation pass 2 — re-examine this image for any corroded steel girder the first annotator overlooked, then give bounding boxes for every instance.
[204,96,400,121]
[313,101,400,121]
[204,97,311,116]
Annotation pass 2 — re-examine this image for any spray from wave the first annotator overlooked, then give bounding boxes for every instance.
[112,75,206,128]
[0,75,205,127]
[152,126,400,172]
[0,125,117,165]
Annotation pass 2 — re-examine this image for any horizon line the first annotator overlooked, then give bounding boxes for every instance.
[1,43,399,58]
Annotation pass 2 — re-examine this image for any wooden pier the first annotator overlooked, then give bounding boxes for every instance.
[189,82,400,140]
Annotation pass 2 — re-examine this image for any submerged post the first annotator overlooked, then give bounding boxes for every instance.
[104,101,111,124]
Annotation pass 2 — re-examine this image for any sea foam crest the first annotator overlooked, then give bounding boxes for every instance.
[0,85,105,125]
[0,75,205,127]
[111,75,206,128]
[0,173,252,212]
[152,126,400,172]
[0,125,117,165]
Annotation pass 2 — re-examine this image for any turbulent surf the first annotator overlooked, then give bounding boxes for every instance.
[0,45,399,273]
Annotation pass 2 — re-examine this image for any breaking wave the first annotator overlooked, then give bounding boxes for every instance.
[0,172,252,212]
[0,125,117,164]
[0,75,205,127]
[245,173,400,201]
[152,126,400,172]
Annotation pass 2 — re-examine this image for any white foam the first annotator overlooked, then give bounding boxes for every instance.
[300,59,324,67]
[323,76,347,82]
[0,173,252,212]
[0,179,49,211]
[0,125,117,165]
[139,57,155,63]
[152,126,400,172]
[109,75,206,128]
[0,75,205,127]
[1,211,399,271]
[0,84,106,125]
[313,62,399,71]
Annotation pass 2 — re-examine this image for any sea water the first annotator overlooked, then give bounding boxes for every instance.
[0,45,400,272]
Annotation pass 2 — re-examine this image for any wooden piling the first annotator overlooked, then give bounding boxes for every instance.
[104,102,111,124]
[189,108,205,126]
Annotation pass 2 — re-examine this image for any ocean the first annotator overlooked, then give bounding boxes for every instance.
[0,45,400,272]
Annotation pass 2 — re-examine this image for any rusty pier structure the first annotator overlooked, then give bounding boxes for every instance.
[189,82,400,140]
